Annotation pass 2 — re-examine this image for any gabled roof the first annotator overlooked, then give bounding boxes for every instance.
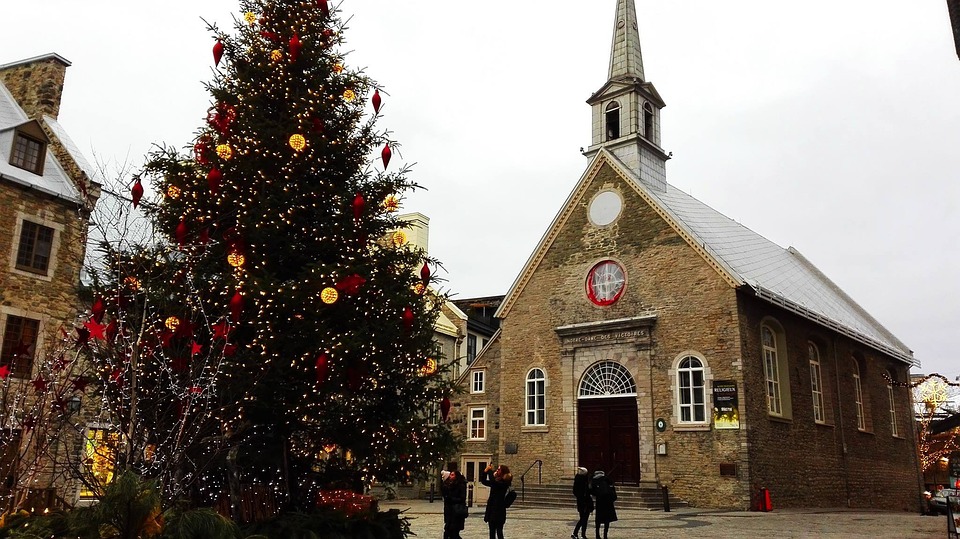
[495,149,915,366]
[0,80,85,204]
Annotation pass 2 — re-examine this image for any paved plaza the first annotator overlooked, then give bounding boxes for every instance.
[379,499,946,538]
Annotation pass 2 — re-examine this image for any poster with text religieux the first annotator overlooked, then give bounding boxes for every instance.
[712,380,740,430]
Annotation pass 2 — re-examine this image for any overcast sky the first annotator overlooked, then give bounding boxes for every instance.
[1,1,957,377]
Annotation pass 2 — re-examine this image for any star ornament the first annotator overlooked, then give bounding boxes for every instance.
[84,319,107,340]
[0,365,11,379]
[31,376,49,393]
[212,320,231,340]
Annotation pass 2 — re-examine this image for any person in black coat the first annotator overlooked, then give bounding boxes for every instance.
[480,464,513,539]
[590,471,617,539]
[441,462,468,539]
[572,467,594,539]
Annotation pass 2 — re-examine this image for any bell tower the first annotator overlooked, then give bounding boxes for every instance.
[583,0,669,191]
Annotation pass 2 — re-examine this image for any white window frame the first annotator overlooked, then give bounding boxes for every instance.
[762,325,783,416]
[809,342,825,423]
[887,372,899,437]
[471,370,485,394]
[525,368,546,426]
[853,359,866,430]
[677,356,707,424]
[469,407,486,440]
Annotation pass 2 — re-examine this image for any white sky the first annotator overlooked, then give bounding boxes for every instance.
[1,1,957,377]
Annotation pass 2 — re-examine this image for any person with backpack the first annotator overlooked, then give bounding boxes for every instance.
[590,470,617,539]
[571,466,594,539]
[440,461,468,539]
[480,463,513,539]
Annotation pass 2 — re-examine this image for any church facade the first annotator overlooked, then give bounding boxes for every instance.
[453,0,921,511]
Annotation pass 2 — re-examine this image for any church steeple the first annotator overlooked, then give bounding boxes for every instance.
[608,0,645,82]
[584,0,669,190]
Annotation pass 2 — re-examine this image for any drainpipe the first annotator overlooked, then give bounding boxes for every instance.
[832,337,851,507]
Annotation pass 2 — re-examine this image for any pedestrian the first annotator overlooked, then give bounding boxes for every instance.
[572,466,593,539]
[441,461,468,539]
[590,470,617,539]
[480,463,513,539]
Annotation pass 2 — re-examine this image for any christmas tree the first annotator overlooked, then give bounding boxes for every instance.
[85,0,459,516]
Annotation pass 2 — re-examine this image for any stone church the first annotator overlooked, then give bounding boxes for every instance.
[453,0,920,511]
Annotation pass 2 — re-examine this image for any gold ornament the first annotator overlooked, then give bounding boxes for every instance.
[244,12,257,24]
[323,443,337,453]
[392,230,407,247]
[271,49,283,62]
[227,251,245,268]
[289,134,306,151]
[333,63,344,74]
[382,194,399,212]
[413,282,425,296]
[124,276,141,291]
[320,287,339,305]
[343,89,356,102]
[420,358,438,376]
[216,144,233,160]
[166,185,181,199]
[164,316,181,331]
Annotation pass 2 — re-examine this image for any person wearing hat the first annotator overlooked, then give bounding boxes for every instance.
[589,470,617,539]
[571,466,594,539]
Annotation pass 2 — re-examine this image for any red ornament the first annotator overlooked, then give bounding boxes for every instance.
[402,306,414,330]
[318,0,330,17]
[372,89,382,114]
[105,320,119,342]
[84,319,106,341]
[420,262,430,286]
[440,397,451,421]
[335,274,367,295]
[175,218,188,247]
[213,40,225,66]
[131,178,144,208]
[352,193,365,222]
[0,365,10,380]
[315,353,329,384]
[381,144,392,169]
[229,290,243,322]
[91,297,105,323]
[289,33,302,62]
[207,168,222,195]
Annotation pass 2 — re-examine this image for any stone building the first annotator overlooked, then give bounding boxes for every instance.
[0,53,100,506]
[454,0,921,511]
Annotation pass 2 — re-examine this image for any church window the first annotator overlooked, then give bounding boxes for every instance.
[579,361,637,398]
[525,368,546,426]
[586,260,626,306]
[643,102,655,141]
[809,342,826,423]
[605,101,621,140]
[677,356,706,423]
[761,322,791,418]
[469,407,486,440]
[472,370,485,394]
[852,357,866,430]
[887,370,899,437]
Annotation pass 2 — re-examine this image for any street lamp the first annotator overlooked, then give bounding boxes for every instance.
[67,395,82,415]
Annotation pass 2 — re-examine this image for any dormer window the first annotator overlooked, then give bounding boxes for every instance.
[643,102,655,142]
[10,131,46,175]
[605,101,621,140]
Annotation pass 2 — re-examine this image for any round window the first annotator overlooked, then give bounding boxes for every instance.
[586,260,626,306]
[588,190,623,227]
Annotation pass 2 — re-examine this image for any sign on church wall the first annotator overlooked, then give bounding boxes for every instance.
[712,380,740,430]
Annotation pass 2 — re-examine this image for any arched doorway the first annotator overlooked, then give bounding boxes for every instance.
[577,361,640,484]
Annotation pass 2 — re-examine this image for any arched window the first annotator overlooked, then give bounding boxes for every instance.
[677,356,705,423]
[852,358,866,430]
[579,361,637,398]
[642,102,654,141]
[605,101,621,140]
[525,368,546,426]
[761,325,782,415]
[808,342,825,423]
[887,370,899,437]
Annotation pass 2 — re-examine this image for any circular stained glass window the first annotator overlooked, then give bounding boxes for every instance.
[585,260,626,306]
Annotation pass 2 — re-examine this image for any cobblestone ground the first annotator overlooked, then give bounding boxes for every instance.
[380,500,946,539]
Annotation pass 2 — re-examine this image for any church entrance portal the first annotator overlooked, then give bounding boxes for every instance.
[576,362,641,484]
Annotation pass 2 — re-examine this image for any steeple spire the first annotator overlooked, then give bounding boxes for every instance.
[608,0,645,82]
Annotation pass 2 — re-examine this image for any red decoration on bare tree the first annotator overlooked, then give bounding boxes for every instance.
[440,397,451,421]
[84,320,106,341]
[176,219,188,247]
[381,144,392,169]
[230,290,244,322]
[289,33,302,62]
[315,353,329,384]
[131,178,144,208]
[372,89,382,113]
[91,297,105,323]
[207,168,222,195]
[213,40,225,66]
[352,193,365,222]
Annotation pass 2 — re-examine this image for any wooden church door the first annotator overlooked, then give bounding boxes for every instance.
[577,362,641,484]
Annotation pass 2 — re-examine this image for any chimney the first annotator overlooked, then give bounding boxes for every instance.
[0,53,71,119]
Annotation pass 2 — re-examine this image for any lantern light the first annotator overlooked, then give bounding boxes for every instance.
[227,251,246,268]
[167,185,181,199]
[216,144,233,160]
[289,134,306,151]
[321,287,339,305]
[165,316,181,330]
[392,230,407,247]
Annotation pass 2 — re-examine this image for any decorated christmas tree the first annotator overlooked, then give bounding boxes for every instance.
[84,0,458,517]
